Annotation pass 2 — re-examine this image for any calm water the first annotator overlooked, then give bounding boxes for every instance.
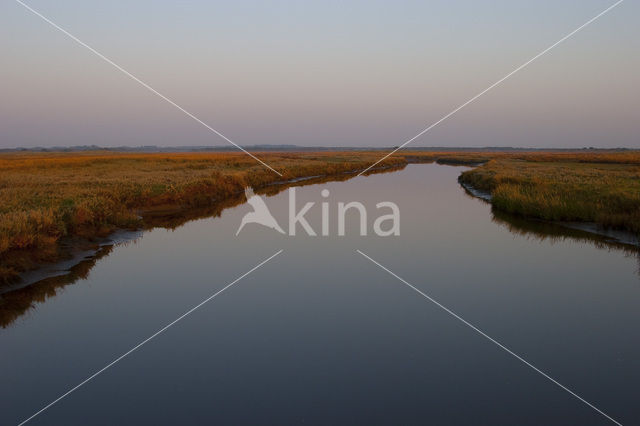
[1,164,639,425]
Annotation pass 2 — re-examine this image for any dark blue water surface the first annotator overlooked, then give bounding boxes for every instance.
[1,164,638,425]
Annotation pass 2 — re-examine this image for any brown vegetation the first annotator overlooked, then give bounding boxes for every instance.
[0,151,407,283]
[459,156,640,233]
[1,149,639,285]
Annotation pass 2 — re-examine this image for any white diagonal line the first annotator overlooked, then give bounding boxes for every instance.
[14,0,283,177]
[17,249,284,426]
[357,0,624,176]
[356,249,623,426]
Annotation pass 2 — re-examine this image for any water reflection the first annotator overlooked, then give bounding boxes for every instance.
[0,166,405,329]
[2,164,638,329]
[0,245,114,328]
[2,163,639,425]
[490,209,640,276]
[458,186,640,276]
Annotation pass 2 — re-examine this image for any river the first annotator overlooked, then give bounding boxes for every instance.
[1,164,639,425]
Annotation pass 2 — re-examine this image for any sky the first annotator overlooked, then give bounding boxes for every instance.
[1,0,638,149]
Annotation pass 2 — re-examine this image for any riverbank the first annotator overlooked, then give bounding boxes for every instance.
[2,150,639,285]
[1,151,417,285]
[458,157,640,237]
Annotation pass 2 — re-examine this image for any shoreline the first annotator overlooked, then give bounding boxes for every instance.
[2,163,406,291]
[3,150,639,290]
[0,229,142,295]
[2,161,638,329]
[459,181,640,248]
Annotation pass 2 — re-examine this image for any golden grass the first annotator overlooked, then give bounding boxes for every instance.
[459,157,640,233]
[0,151,409,283]
[1,149,639,284]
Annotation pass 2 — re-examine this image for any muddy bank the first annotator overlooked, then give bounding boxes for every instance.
[2,164,405,292]
[460,180,640,248]
[1,230,142,295]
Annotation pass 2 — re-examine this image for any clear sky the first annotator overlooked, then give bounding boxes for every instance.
[1,0,638,149]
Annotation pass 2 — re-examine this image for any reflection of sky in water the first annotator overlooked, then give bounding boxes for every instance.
[1,164,638,425]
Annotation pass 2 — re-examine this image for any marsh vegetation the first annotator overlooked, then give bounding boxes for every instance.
[1,150,639,284]
[459,155,640,233]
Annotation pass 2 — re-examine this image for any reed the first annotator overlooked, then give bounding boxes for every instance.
[459,158,640,233]
[0,151,406,283]
[2,149,639,284]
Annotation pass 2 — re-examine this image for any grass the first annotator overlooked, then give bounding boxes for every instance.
[459,156,640,233]
[0,151,408,283]
[1,149,639,285]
